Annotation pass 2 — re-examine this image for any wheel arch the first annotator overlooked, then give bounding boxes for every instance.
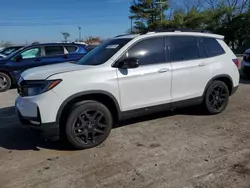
[56,90,121,127]
[203,74,234,97]
[0,69,15,85]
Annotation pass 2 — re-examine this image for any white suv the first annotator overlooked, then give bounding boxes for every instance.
[15,30,239,149]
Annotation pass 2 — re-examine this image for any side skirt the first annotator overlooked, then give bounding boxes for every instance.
[119,97,203,120]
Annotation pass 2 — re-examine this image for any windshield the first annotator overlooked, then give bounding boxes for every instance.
[0,46,22,56]
[76,38,132,66]
[5,47,25,59]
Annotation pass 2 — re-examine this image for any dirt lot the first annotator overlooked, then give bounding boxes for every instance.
[1,69,250,187]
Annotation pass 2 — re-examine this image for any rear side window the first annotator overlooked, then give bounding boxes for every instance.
[65,45,78,53]
[202,37,225,57]
[168,36,199,62]
[125,37,165,65]
[45,46,64,56]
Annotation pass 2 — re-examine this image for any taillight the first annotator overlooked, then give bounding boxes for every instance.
[232,58,239,68]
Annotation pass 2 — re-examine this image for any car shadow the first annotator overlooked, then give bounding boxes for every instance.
[0,105,207,151]
[0,106,72,151]
[240,77,250,84]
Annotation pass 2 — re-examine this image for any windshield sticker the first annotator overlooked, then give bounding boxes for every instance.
[106,45,119,49]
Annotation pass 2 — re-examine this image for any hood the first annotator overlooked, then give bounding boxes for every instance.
[21,62,92,80]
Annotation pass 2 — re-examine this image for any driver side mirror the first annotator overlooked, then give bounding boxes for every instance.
[115,57,139,69]
[15,55,23,62]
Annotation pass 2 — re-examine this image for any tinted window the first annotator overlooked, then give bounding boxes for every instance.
[125,37,165,65]
[202,37,225,57]
[169,36,199,62]
[45,46,64,56]
[65,45,77,53]
[20,47,41,59]
[77,38,132,66]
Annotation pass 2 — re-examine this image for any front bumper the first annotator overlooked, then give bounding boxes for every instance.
[16,107,59,139]
[15,92,62,139]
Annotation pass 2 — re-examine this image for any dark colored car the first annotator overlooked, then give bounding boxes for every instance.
[0,43,87,92]
[0,46,24,59]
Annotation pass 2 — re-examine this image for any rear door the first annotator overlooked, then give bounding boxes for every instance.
[168,35,213,103]
[41,45,67,65]
[64,45,85,62]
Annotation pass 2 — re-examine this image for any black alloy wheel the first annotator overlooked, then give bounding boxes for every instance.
[204,81,229,114]
[65,101,112,149]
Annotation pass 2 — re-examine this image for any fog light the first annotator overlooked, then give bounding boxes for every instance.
[30,120,40,125]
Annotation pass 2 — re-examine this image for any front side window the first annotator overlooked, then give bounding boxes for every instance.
[45,46,64,56]
[123,37,165,65]
[77,38,132,66]
[169,36,199,62]
[20,48,41,59]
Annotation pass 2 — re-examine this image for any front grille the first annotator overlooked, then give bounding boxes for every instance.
[244,53,250,62]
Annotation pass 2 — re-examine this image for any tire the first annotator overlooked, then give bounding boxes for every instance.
[204,80,229,115]
[65,100,113,150]
[0,72,11,92]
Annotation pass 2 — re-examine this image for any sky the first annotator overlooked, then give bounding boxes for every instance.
[0,0,131,44]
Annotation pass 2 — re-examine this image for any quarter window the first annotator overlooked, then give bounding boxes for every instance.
[169,36,199,62]
[20,48,41,59]
[125,37,165,65]
[202,37,225,57]
[45,46,64,56]
[65,45,78,53]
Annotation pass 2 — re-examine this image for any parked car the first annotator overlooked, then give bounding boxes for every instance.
[0,46,24,59]
[16,30,239,149]
[86,44,99,52]
[0,43,87,92]
[241,49,250,76]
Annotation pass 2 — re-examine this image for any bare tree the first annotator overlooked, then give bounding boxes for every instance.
[61,32,70,42]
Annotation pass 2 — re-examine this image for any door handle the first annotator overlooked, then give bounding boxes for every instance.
[198,63,206,67]
[63,55,68,59]
[158,68,169,73]
[35,58,41,62]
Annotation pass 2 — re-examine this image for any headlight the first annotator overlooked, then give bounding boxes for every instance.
[18,79,62,96]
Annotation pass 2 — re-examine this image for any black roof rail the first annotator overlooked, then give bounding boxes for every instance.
[153,28,213,33]
[114,33,140,38]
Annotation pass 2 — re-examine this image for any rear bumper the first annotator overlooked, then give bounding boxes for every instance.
[231,85,239,96]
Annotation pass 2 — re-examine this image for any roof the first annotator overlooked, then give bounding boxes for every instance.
[24,42,87,48]
[115,31,224,40]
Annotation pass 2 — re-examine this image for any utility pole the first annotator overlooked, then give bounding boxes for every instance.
[130,17,133,33]
[78,26,82,42]
[156,1,167,22]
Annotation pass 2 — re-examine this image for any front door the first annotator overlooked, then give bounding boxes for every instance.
[116,37,172,112]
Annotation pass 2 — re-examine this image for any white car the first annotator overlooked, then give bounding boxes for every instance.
[16,30,240,149]
[241,49,250,76]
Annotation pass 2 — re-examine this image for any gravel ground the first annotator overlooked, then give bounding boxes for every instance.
[1,63,250,188]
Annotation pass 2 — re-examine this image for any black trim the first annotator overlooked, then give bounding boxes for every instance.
[17,108,59,138]
[120,97,202,120]
[231,86,239,95]
[171,97,203,109]
[56,90,121,123]
[202,74,234,96]
[120,103,170,120]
